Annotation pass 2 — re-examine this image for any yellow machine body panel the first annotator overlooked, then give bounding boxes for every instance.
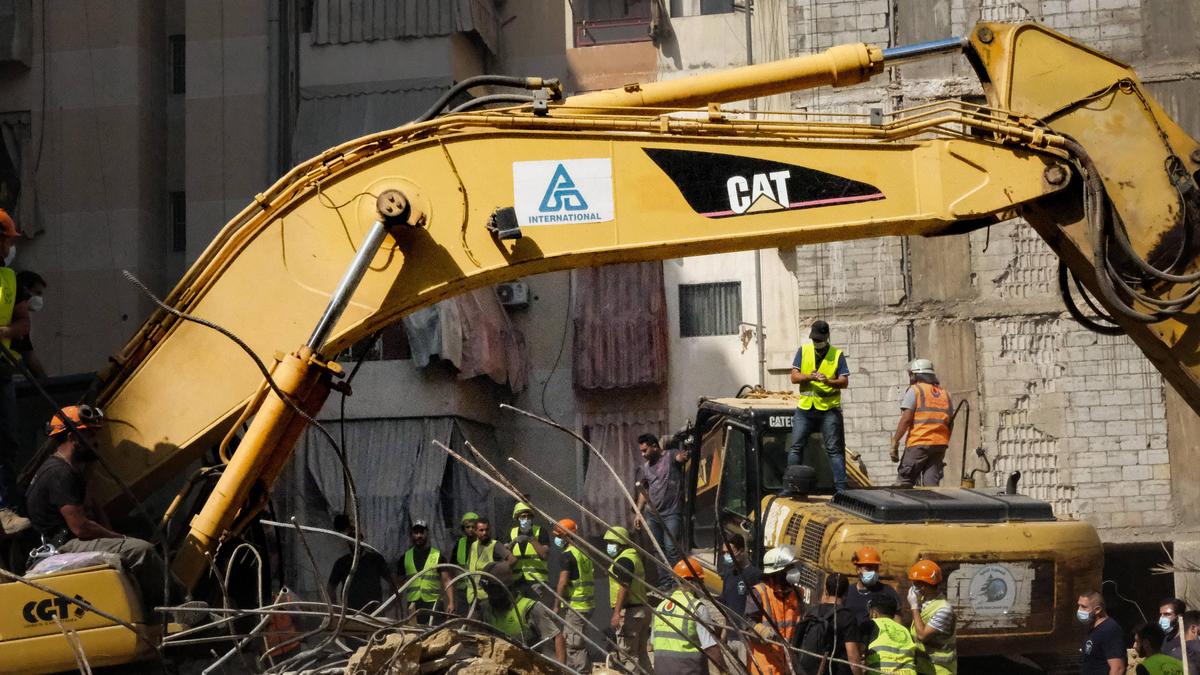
[760,498,1102,657]
[0,565,149,674]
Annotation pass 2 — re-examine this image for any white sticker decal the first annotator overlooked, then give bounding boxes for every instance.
[947,562,1035,629]
[513,158,614,226]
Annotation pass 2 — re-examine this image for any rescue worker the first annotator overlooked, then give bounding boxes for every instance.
[844,545,900,628]
[509,502,550,588]
[450,511,478,615]
[787,319,851,493]
[890,359,954,488]
[482,561,566,663]
[720,532,762,666]
[1160,598,1200,672]
[1133,621,1184,675]
[606,525,651,674]
[0,208,31,535]
[552,518,593,672]
[651,557,724,674]
[746,546,803,675]
[467,517,514,605]
[14,270,48,379]
[1078,590,1126,675]
[907,559,957,675]
[399,520,453,623]
[861,594,916,674]
[24,406,197,617]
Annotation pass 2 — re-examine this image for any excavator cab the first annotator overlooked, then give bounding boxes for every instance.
[683,392,870,569]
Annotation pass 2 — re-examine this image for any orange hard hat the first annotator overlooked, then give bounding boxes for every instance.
[555,518,578,534]
[0,208,18,239]
[908,559,942,585]
[852,546,882,566]
[46,405,104,437]
[674,557,704,580]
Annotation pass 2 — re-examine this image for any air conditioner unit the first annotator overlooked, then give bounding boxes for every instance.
[496,281,531,309]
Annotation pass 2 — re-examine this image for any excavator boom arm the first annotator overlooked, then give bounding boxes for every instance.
[70,22,1198,584]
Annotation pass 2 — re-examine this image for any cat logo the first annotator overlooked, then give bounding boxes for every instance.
[726,170,792,215]
[22,594,87,624]
[768,415,793,428]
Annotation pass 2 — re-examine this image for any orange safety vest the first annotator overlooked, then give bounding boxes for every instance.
[906,382,953,447]
[747,581,802,675]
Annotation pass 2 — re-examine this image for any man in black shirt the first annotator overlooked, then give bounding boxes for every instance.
[327,513,398,612]
[25,405,189,615]
[842,545,900,629]
[1078,590,1127,675]
[718,533,762,666]
[795,572,862,675]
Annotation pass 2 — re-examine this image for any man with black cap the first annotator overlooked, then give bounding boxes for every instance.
[787,319,851,493]
[399,519,454,623]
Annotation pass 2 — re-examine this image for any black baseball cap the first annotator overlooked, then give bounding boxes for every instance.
[810,320,830,341]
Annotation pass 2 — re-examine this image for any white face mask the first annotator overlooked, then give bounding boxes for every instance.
[722,553,734,567]
[606,543,619,557]
[553,536,565,549]
[860,570,878,586]
[3,245,14,267]
[27,295,43,312]
[785,568,802,586]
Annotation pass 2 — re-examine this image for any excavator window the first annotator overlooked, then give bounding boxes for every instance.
[759,427,834,494]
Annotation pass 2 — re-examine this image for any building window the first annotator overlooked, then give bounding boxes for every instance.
[340,323,412,363]
[169,191,186,252]
[169,34,185,94]
[671,0,735,17]
[679,282,741,337]
[574,0,654,47]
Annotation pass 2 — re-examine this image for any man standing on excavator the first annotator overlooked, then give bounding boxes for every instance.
[787,320,850,493]
[25,406,192,616]
[891,359,954,488]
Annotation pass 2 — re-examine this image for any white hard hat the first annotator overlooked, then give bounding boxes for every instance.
[762,546,797,574]
[909,358,935,375]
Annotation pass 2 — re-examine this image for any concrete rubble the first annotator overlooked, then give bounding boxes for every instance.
[342,627,605,675]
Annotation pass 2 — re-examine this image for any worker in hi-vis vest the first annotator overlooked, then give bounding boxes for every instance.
[398,520,453,624]
[891,359,954,488]
[786,319,851,493]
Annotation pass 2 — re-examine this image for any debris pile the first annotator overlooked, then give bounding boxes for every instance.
[344,627,573,675]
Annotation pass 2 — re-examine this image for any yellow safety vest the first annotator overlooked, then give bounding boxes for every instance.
[401,547,441,604]
[1139,653,1184,675]
[867,616,917,674]
[652,588,700,654]
[452,536,472,590]
[0,268,16,358]
[509,525,549,584]
[489,596,536,643]
[564,545,594,612]
[912,598,957,675]
[608,547,647,608]
[467,539,498,602]
[797,343,843,410]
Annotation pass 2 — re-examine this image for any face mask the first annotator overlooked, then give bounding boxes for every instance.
[518,517,531,529]
[27,295,43,312]
[606,543,619,557]
[812,339,828,349]
[553,536,565,549]
[722,553,734,567]
[1160,616,1174,632]
[1076,609,1092,624]
[785,569,802,586]
[3,245,13,267]
[861,570,878,586]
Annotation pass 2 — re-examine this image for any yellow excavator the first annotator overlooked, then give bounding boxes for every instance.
[1,20,1197,673]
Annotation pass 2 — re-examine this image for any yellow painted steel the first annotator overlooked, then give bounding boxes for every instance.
[0,566,149,673]
[8,20,1198,672]
[565,42,884,110]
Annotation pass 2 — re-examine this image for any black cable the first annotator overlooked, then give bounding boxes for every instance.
[449,94,535,114]
[540,272,572,423]
[413,75,542,123]
[1057,261,1123,336]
